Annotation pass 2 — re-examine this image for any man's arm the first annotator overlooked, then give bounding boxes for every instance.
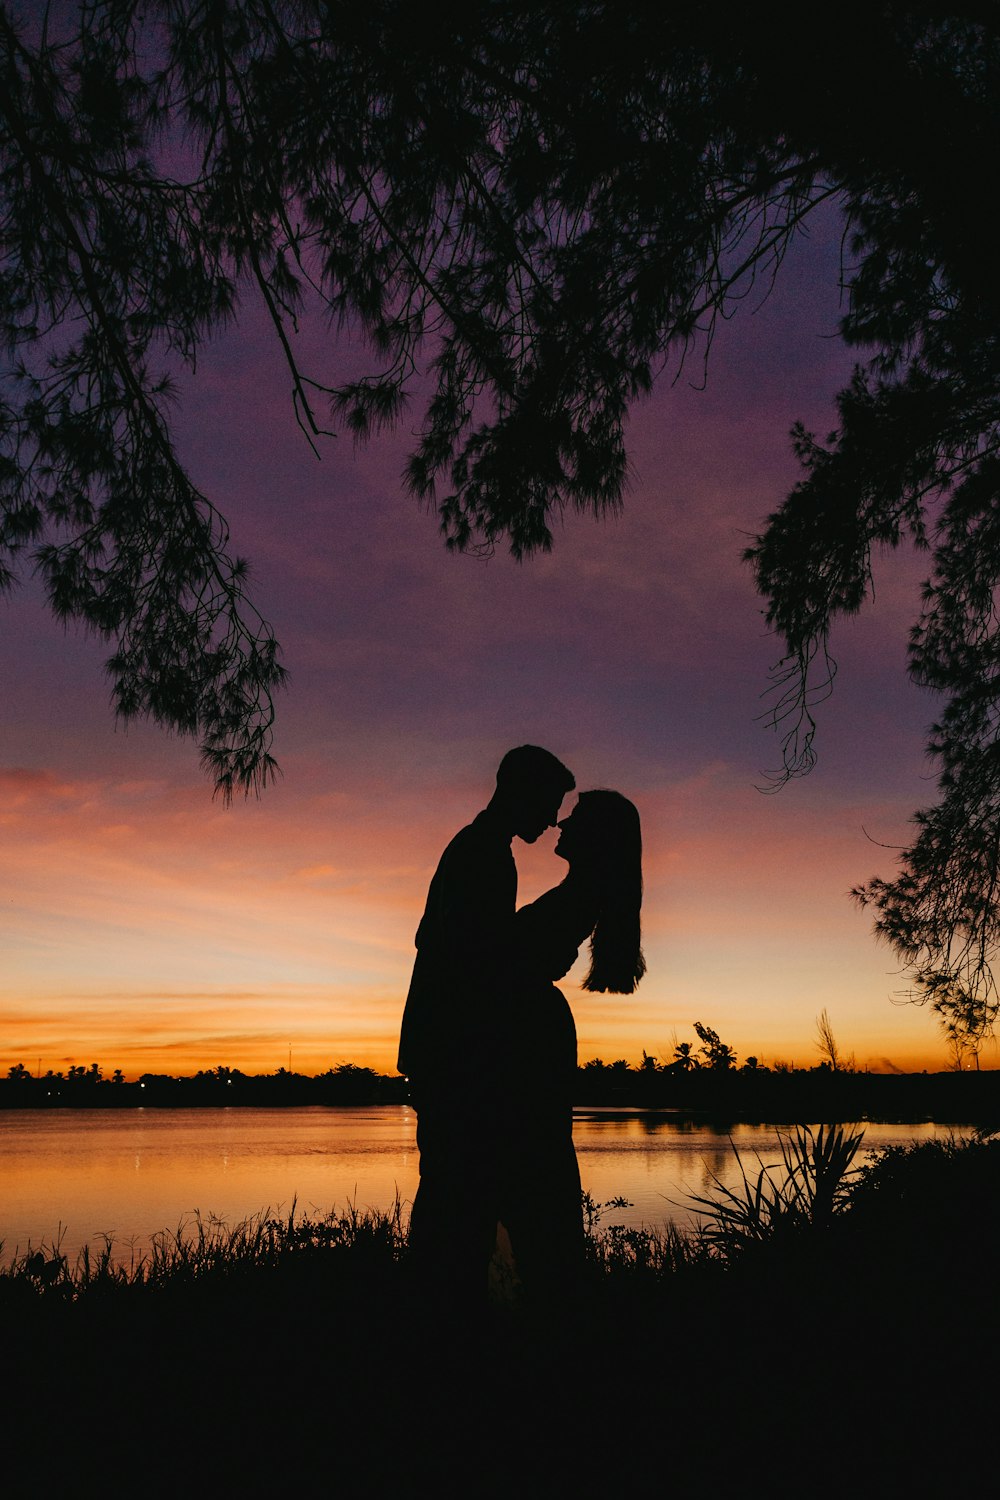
[398,821,516,1080]
[425,827,516,977]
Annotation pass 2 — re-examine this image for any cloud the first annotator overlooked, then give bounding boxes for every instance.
[0,766,87,805]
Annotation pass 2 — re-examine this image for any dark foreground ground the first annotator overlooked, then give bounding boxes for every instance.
[5,1138,998,1496]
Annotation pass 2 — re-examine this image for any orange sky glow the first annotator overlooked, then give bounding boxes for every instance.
[1,208,977,1080]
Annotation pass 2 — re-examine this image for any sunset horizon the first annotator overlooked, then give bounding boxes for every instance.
[2,200,967,1082]
[6,0,986,1094]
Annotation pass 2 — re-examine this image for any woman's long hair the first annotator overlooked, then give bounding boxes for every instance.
[572,790,646,994]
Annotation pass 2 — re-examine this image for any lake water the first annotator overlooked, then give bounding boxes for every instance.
[0,1106,973,1264]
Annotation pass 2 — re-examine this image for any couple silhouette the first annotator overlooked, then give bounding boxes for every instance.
[398,745,645,1307]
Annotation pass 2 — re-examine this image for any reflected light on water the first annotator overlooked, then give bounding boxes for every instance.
[571,1111,973,1232]
[0,1105,974,1264]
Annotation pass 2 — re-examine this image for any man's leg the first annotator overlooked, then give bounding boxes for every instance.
[408,1093,499,1311]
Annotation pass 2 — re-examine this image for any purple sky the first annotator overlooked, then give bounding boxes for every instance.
[2,198,960,1077]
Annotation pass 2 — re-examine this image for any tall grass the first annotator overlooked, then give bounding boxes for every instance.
[581,1190,698,1278]
[0,1196,408,1303]
[5,1130,995,1307]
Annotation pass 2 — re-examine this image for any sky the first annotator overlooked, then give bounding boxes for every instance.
[1,197,975,1079]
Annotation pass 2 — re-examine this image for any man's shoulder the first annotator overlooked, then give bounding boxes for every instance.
[435,810,513,877]
[428,816,515,894]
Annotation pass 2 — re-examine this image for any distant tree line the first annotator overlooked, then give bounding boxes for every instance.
[3,1032,999,1121]
[573,1054,999,1122]
[0,1060,408,1107]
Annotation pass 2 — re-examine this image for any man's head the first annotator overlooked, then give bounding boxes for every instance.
[494,745,575,843]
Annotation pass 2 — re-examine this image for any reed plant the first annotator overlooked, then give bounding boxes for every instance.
[684,1122,866,1258]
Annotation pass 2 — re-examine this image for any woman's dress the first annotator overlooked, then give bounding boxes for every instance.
[498,879,596,1291]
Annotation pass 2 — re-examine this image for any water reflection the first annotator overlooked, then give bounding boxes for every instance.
[0,1105,973,1264]
[570,1111,972,1232]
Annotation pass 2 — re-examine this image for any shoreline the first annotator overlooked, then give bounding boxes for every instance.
[3,1065,999,1124]
[0,1100,992,1126]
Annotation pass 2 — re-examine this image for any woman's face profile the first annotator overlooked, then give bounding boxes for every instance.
[554,800,591,862]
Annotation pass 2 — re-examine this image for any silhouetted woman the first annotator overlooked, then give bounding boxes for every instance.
[500,789,646,1298]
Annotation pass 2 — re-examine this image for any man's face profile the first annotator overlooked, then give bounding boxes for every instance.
[513,786,566,844]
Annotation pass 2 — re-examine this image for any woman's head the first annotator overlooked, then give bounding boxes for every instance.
[555,790,640,872]
[556,790,646,994]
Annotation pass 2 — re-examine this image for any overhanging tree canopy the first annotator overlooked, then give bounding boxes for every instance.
[3,1,999,1033]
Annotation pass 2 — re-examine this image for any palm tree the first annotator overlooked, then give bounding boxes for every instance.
[673,1042,697,1073]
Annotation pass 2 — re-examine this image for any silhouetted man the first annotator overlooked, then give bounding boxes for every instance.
[399,745,575,1305]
